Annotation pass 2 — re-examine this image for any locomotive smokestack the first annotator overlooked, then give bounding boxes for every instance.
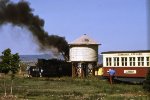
[0,0,69,60]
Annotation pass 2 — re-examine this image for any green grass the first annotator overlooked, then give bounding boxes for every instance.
[0,76,150,100]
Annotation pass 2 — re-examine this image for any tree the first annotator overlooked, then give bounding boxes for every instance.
[10,53,20,95]
[0,48,11,96]
[143,68,150,91]
[0,48,20,96]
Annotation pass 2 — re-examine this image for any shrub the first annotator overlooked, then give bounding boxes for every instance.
[143,68,150,91]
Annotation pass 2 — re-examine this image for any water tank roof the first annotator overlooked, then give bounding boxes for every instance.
[70,34,100,45]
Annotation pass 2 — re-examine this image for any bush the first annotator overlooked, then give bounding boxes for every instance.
[143,68,150,91]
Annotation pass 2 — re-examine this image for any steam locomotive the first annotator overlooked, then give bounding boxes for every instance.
[28,59,72,77]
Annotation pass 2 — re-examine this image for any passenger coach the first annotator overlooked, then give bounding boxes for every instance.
[102,50,150,78]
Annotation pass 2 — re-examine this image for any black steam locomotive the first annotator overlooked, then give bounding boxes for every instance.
[28,59,72,77]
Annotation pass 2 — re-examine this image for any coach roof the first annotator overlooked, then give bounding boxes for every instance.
[101,50,150,54]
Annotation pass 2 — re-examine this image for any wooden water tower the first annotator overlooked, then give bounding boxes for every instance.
[69,34,100,78]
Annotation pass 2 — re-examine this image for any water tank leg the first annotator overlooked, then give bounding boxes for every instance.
[72,63,76,78]
[81,64,85,78]
[92,63,96,76]
[92,67,95,76]
[83,63,87,78]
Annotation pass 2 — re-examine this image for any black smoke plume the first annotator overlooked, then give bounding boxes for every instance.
[0,0,69,60]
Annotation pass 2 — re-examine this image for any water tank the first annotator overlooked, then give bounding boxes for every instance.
[69,34,100,62]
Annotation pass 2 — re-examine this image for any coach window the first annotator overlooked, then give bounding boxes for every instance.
[117,57,119,66]
[106,58,108,66]
[109,58,112,66]
[114,57,116,66]
[142,57,144,66]
[129,57,132,66]
[146,57,150,66]
[133,57,135,66]
[129,57,135,66]
[138,57,140,66]
[106,57,111,66]
[121,58,124,66]
[121,57,127,66]
[114,57,119,66]
[138,57,144,66]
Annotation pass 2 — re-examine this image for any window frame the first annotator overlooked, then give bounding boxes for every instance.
[146,57,150,66]
[137,57,144,66]
[121,57,127,66]
[106,57,112,66]
[114,57,119,66]
[129,57,135,66]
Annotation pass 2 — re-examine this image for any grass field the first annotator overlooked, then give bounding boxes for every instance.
[0,76,150,100]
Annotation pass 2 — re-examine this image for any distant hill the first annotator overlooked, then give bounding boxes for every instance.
[19,54,103,64]
[19,54,64,62]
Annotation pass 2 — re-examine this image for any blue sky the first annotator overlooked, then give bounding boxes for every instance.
[0,0,148,54]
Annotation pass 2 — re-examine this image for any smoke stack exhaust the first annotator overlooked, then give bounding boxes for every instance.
[0,0,69,60]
